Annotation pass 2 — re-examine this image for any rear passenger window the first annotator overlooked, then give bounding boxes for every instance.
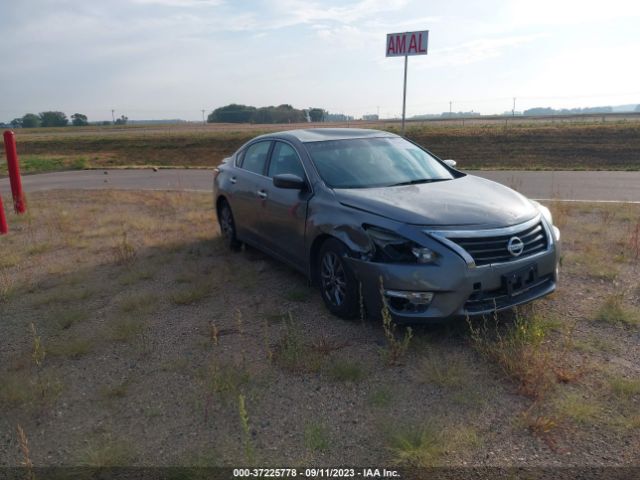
[241,141,271,175]
[268,142,306,179]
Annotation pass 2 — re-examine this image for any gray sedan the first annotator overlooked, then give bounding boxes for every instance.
[213,128,560,322]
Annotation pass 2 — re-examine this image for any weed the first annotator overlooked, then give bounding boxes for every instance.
[387,424,478,467]
[202,360,251,402]
[0,252,20,269]
[411,352,467,388]
[326,359,365,382]
[273,315,323,373]
[238,394,255,464]
[549,201,570,229]
[0,270,13,304]
[16,425,35,480]
[523,414,561,452]
[555,392,603,425]
[609,377,640,401]
[379,280,412,366]
[210,321,220,346]
[33,285,92,307]
[387,425,442,467]
[0,371,63,410]
[468,309,555,400]
[629,221,640,260]
[112,231,137,265]
[304,422,331,452]
[30,323,45,367]
[118,292,158,315]
[595,294,639,326]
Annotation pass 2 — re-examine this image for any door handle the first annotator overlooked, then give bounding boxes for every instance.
[257,190,268,200]
[230,176,237,184]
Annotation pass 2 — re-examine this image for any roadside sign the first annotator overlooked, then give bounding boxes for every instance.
[386,30,429,135]
[386,31,429,57]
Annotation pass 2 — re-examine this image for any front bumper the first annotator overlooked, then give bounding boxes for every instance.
[345,243,559,322]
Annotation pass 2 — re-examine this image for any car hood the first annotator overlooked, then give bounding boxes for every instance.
[333,175,538,229]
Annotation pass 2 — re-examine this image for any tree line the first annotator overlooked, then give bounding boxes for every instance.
[207,104,328,124]
[9,111,128,128]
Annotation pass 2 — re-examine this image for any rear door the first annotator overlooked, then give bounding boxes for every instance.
[255,141,311,268]
[228,140,272,244]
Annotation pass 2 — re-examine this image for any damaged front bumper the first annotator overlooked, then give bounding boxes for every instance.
[345,244,559,322]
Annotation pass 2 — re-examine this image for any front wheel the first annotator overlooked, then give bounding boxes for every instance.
[218,201,241,250]
[317,239,359,319]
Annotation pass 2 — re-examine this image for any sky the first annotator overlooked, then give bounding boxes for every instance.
[1,0,639,121]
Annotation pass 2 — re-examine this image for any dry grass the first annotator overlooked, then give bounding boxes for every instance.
[595,294,639,326]
[2,191,640,466]
[387,423,479,467]
[468,309,558,400]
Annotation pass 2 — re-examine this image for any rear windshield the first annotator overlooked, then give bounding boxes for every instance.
[304,137,453,189]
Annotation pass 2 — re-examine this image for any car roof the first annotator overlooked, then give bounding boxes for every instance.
[267,128,399,143]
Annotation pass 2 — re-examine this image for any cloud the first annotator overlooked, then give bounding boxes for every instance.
[422,33,546,68]
[263,0,411,28]
[129,0,224,6]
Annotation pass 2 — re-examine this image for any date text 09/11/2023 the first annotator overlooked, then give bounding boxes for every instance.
[232,468,401,478]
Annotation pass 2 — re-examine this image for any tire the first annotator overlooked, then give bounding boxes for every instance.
[218,201,241,250]
[317,238,359,319]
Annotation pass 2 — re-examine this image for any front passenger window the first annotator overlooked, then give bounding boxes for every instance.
[268,142,306,179]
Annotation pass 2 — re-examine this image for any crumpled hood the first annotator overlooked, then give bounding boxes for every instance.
[333,175,538,229]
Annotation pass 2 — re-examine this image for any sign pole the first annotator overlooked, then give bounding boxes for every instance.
[386,30,427,136]
[401,55,408,136]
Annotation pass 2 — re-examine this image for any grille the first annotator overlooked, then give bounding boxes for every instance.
[448,222,548,266]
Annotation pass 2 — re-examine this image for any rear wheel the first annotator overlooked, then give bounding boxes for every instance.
[318,239,359,319]
[218,201,240,250]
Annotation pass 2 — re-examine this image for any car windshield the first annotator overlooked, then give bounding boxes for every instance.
[304,137,454,189]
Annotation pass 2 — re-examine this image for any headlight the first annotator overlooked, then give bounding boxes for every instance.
[531,200,553,226]
[364,226,438,264]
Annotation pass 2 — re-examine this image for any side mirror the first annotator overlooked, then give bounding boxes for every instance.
[443,159,457,168]
[273,173,306,190]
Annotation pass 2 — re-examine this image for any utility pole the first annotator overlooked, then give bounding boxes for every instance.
[201,109,206,125]
[449,100,452,116]
[512,97,516,117]
[111,109,115,124]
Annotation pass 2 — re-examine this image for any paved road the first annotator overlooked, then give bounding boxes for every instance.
[1,169,639,202]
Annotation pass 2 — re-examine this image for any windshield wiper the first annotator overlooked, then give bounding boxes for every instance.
[388,178,449,187]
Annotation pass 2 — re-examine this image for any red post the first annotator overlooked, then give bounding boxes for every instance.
[0,194,7,234]
[3,130,26,214]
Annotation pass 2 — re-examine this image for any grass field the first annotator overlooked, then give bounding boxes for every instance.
[1,118,640,176]
[1,190,639,469]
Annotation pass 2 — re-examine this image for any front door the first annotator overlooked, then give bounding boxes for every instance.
[256,141,310,269]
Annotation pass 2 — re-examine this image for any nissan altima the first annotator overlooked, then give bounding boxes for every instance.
[213,128,560,322]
